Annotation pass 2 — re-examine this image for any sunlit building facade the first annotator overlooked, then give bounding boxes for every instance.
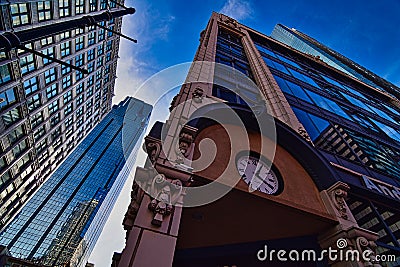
[114,13,400,267]
[0,0,126,230]
[0,97,152,267]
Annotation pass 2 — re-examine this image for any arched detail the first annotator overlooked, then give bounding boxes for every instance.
[187,102,339,191]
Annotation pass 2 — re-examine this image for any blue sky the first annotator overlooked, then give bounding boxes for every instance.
[90,1,400,266]
[112,0,400,105]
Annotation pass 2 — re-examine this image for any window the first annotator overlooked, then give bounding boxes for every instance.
[75,36,85,51]
[88,32,96,45]
[63,90,72,104]
[40,36,53,47]
[100,0,107,9]
[97,44,104,56]
[0,64,11,85]
[76,106,84,117]
[105,52,112,62]
[36,140,47,154]
[10,4,30,26]
[41,46,54,65]
[104,74,110,84]
[95,92,100,102]
[46,84,57,99]
[86,98,93,109]
[212,84,249,106]
[87,76,94,86]
[59,31,70,40]
[37,1,52,22]
[89,0,98,11]
[65,116,73,128]
[97,56,103,68]
[104,65,110,74]
[12,139,28,158]
[53,136,63,149]
[50,113,60,126]
[8,124,25,144]
[20,55,35,74]
[109,1,116,8]
[75,54,84,67]
[75,28,84,36]
[86,108,93,117]
[30,111,43,128]
[87,86,93,97]
[34,125,46,141]
[75,0,85,14]
[58,0,70,17]
[87,62,94,73]
[95,81,102,91]
[2,107,21,126]
[87,49,95,61]
[24,77,39,96]
[292,107,330,142]
[0,157,7,173]
[106,40,113,51]
[98,23,105,41]
[66,126,74,138]
[48,100,59,115]
[96,70,102,81]
[44,68,57,84]
[37,150,48,163]
[62,75,72,89]
[76,83,84,94]
[76,94,84,106]
[60,41,71,57]
[15,153,32,172]
[0,88,16,111]
[107,25,114,37]
[61,60,71,75]
[27,94,41,111]
[76,70,83,81]
[52,126,61,140]
[64,102,73,115]
[76,116,84,127]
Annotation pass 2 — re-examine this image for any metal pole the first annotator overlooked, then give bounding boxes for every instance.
[0,8,136,52]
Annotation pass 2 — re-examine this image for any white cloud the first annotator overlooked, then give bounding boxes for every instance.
[111,1,177,104]
[220,0,253,21]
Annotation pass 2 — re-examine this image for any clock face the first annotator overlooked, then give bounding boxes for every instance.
[236,155,280,195]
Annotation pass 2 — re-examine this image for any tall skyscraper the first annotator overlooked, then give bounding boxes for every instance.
[0,1,131,230]
[114,13,400,267]
[0,97,152,267]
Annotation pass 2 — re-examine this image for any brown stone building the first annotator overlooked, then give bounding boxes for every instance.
[113,13,400,266]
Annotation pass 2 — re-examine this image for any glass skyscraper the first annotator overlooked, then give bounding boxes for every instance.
[270,24,400,97]
[0,0,129,231]
[0,97,152,267]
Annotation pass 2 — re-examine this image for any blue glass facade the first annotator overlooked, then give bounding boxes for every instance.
[250,31,400,265]
[0,97,152,267]
[270,24,388,92]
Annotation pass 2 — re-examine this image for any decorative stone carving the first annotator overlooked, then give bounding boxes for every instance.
[192,87,204,103]
[123,182,143,231]
[221,15,239,29]
[331,188,348,220]
[178,131,193,156]
[169,94,178,111]
[298,126,312,143]
[145,141,161,163]
[355,237,381,266]
[148,174,183,226]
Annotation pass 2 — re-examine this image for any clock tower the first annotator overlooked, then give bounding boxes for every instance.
[113,13,383,267]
